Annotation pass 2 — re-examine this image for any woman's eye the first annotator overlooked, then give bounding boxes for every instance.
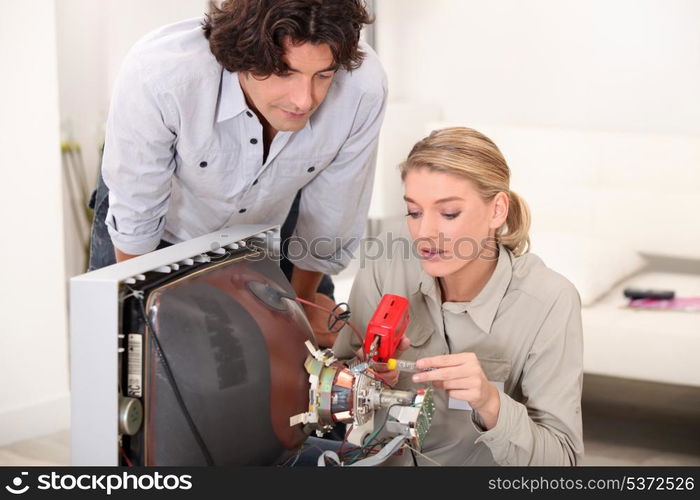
[442,212,461,220]
[317,73,333,80]
[405,211,422,219]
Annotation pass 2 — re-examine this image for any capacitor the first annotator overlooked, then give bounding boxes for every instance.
[118,396,143,436]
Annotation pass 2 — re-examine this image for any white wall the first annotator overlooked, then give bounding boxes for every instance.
[376,0,700,135]
[56,0,109,277]
[57,0,208,278]
[103,0,210,100]
[0,0,70,446]
[0,0,209,450]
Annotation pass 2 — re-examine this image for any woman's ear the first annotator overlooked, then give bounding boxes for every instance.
[489,192,509,229]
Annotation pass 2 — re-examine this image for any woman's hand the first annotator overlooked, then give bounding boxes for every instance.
[354,336,411,387]
[412,352,501,429]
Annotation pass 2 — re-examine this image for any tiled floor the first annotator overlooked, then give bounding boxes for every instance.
[2,375,698,466]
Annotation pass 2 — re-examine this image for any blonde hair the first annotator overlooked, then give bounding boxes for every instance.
[400,127,531,256]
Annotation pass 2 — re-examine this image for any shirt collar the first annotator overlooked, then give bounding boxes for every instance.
[216,70,248,123]
[216,69,314,133]
[412,244,514,335]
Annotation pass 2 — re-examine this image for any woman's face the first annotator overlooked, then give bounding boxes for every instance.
[403,168,507,278]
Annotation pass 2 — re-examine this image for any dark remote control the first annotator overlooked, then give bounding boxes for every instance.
[623,288,675,300]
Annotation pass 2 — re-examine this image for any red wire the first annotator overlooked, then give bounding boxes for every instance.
[339,424,353,457]
[367,369,392,386]
[120,447,133,467]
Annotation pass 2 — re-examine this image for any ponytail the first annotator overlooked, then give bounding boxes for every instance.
[498,190,530,256]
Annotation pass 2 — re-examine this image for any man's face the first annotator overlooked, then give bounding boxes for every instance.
[239,38,337,133]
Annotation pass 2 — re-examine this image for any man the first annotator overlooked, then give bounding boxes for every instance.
[90,0,387,346]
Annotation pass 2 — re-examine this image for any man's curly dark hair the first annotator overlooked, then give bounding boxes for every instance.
[202,0,373,76]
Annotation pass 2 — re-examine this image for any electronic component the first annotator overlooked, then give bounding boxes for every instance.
[362,294,409,362]
[71,225,434,467]
[384,358,435,374]
[385,389,435,450]
[118,396,143,436]
[72,225,317,466]
[291,341,435,455]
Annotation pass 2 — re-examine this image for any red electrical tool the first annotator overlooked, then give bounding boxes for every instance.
[362,294,410,362]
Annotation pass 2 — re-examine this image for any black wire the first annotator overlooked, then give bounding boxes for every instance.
[410,447,418,466]
[361,403,400,456]
[136,296,215,465]
[327,302,352,333]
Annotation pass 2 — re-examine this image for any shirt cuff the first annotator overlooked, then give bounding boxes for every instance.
[287,249,347,275]
[471,387,515,446]
[470,388,533,465]
[106,216,164,256]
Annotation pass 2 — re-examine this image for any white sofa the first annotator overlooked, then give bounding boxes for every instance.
[362,108,700,387]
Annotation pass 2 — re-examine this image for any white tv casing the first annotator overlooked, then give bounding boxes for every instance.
[70,224,280,465]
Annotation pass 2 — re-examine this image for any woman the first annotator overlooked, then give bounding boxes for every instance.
[333,127,584,466]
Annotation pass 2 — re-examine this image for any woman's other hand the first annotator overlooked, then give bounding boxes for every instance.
[412,352,501,429]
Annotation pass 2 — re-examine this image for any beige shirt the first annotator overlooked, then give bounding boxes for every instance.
[333,228,584,466]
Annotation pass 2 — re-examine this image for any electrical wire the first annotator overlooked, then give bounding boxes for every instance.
[410,447,418,466]
[348,435,408,466]
[124,256,391,467]
[338,424,354,458]
[290,296,401,386]
[360,367,392,386]
[290,297,391,387]
[280,449,303,467]
[327,302,352,333]
[293,295,399,386]
[119,447,133,467]
[359,403,400,457]
[135,295,215,465]
[339,411,396,465]
[278,441,328,467]
[294,297,365,350]
[403,443,442,466]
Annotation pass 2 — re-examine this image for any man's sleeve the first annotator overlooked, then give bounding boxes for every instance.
[102,53,179,255]
[471,284,585,465]
[290,83,388,275]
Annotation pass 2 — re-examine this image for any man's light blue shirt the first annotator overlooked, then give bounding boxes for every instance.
[103,18,387,274]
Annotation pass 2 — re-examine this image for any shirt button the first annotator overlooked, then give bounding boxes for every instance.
[307,166,315,173]
[252,179,258,186]
[239,208,247,213]
[199,161,207,168]
[250,138,258,145]
[246,111,253,118]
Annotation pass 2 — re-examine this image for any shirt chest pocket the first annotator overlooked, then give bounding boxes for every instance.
[266,154,336,192]
[445,356,512,414]
[478,357,512,388]
[175,146,244,199]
